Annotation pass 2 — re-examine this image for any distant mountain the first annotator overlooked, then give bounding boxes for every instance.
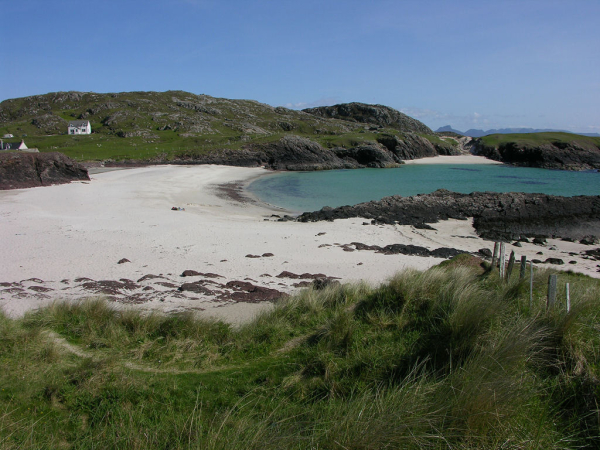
[436,125,600,138]
[436,125,464,135]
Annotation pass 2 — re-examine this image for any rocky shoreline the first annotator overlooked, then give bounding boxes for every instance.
[298,189,600,242]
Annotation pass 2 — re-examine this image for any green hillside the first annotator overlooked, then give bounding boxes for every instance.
[0,91,449,162]
[480,131,600,148]
[1,260,599,448]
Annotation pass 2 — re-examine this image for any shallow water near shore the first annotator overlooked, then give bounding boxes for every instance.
[247,164,600,212]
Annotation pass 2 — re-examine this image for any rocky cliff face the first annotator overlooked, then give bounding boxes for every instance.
[0,152,89,190]
[473,138,600,170]
[298,189,600,241]
[303,102,433,134]
[159,134,458,170]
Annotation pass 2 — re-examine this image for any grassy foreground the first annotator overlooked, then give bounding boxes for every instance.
[1,261,599,449]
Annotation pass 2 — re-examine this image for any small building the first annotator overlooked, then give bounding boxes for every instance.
[0,139,29,151]
[68,120,91,135]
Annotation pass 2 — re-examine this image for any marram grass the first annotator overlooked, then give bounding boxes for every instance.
[1,261,599,449]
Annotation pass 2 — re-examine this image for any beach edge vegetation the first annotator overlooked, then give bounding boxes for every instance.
[1,258,599,449]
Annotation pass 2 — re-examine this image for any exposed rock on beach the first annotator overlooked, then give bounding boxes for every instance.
[0,152,89,190]
[298,189,600,242]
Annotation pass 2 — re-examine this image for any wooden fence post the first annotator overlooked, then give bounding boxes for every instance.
[499,243,506,279]
[547,274,557,309]
[566,283,571,312]
[506,251,515,280]
[491,242,499,268]
[529,262,534,308]
[519,255,527,279]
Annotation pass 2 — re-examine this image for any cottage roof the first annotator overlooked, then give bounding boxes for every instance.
[68,120,90,127]
[1,140,27,150]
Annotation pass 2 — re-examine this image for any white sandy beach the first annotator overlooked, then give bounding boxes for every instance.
[1,156,597,322]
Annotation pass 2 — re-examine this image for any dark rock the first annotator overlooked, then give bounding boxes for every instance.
[0,152,89,190]
[512,241,522,247]
[580,236,599,245]
[569,261,577,264]
[262,253,274,257]
[583,248,600,260]
[118,258,130,264]
[533,237,547,245]
[297,190,600,242]
[276,271,333,280]
[544,258,565,265]
[179,282,213,295]
[312,278,341,290]
[223,281,286,302]
[303,102,433,134]
[181,270,224,278]
[532,259,542,263]
[472,138,600,170]
[478,248,493,257]
[245,254,261,258]
[332,144,400,168]
[181,270,202,277]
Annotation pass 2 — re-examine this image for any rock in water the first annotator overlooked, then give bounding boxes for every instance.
[0,152,89,190]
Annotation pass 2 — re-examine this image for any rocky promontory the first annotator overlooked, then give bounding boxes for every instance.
[298,189,600,241]
[0,152,89,190]
[472,133,600,170]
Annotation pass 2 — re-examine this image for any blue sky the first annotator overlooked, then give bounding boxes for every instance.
[1,0,599,133]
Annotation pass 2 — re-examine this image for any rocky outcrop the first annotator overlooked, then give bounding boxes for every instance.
[377,133,460,159]
[298,189,600,241]
[473,139,600,170]
[303,102,433,134]
[164,134,461,170]
[0,152,89,190]
[332,143,401,168]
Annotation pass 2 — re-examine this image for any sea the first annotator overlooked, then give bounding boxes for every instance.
[247,164,600,213]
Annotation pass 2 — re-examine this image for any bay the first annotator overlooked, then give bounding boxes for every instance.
[247,164,600,213]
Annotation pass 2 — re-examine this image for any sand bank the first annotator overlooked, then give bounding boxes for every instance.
[1,162,597,322]
[403,155,504,165]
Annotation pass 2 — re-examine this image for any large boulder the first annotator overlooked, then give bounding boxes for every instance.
[0,152,89,190]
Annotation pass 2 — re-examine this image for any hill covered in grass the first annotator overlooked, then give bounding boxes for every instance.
[0,91,458,167]
[1,260,599,448]
[473,132,600,170]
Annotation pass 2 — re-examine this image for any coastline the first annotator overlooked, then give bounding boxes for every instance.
[1,159,597,323]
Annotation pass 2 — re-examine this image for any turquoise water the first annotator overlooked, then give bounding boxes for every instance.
[247,164,600,213]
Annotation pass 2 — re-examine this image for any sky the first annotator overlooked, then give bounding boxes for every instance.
[1,0,599,133]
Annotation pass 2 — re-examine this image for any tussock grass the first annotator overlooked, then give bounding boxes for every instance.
[1,262,599,448]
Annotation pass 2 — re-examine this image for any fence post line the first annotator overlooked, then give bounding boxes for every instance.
[547,274,557,310]
[519,255,527,280]
[506,251,515,280]
[566,283,571,312]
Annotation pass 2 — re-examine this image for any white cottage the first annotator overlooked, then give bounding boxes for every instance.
[68,120,91,135]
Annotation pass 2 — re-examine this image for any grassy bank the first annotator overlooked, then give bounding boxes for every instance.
[1,260,599,449]
[479,132,600,149]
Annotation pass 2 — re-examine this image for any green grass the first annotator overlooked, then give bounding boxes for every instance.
[480,132,600,149]
[1,261,600,448]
